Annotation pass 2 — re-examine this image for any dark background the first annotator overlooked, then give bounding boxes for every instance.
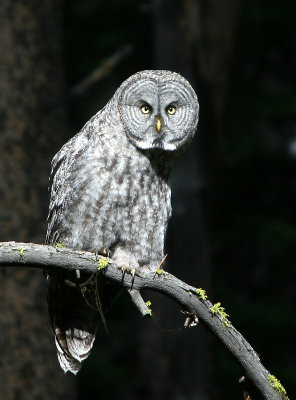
[0,1,295,399]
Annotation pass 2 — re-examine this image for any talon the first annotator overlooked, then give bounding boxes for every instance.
[130,267,136,276]
[94,249,100,261]
[94,247,110,261]
[102,247,109,257]
[120,265,126,272]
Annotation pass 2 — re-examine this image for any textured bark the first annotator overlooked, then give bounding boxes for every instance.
[0,241,289,400]
[0,1,75,399]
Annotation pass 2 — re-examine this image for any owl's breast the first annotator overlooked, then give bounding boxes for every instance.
[108,153,171,263]
[53,141,171,264]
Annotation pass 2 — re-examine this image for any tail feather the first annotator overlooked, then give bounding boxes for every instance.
[47,270,121,374]
[47,272,99,374]
[55,329,95,374]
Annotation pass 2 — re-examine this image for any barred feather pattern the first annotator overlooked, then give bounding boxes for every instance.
[46,70,199,374]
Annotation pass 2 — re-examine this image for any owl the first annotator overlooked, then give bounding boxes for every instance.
[46,70,199,374]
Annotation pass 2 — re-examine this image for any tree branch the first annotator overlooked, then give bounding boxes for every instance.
[0,241,289,400]
[70,44,133,97]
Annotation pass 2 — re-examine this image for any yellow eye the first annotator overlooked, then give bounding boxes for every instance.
[141,104,151,114]
[167,105,176,115]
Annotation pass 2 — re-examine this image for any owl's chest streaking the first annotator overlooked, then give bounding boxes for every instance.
[58,139,172,265]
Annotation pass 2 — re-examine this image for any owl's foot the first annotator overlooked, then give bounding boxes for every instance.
[112,248,139,276]
[120,265,136,276]
[136,255,168,277]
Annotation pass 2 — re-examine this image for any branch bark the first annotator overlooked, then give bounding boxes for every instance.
[70,44,133,97]
[0,241,288,400]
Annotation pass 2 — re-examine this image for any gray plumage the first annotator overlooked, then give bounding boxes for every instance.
[46,70,199,374]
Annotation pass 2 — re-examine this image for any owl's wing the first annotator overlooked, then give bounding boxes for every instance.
[45,130,102,374]
[46,132,87,246]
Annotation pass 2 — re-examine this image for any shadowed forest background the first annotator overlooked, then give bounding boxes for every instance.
[0,1,295,399]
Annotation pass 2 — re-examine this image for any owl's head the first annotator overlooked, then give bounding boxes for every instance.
[117,70,199,151]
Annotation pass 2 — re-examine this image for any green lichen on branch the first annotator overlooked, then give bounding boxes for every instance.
[195,288,207,300]
[145,300,152,315]
[55,242,65,248]
[97,257,109,271]
[268,374,289,399]
[18,246,24,256]
[209,302,230,328]
[154,268,167,277]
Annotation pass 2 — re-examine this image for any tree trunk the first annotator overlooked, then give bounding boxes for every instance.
[0,1,75,398]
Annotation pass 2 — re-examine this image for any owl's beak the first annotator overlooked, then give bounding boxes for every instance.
[155,116,162,133]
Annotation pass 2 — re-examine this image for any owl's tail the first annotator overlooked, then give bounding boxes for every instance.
[47,272,100,375]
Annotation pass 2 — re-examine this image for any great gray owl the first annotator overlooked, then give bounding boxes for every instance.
[46,70,199,374]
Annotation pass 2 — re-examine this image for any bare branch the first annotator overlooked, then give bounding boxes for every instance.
[127,288,152,317]
[71,44,133,97]
[0,241,289,400]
